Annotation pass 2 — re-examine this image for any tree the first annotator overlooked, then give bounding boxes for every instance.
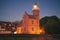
[40,16,60,34]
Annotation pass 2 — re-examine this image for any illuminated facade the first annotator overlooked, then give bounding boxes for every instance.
[16,3,41,34]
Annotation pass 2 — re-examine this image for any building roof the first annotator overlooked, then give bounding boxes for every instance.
[28,15,36,19]
[24,11,36,19]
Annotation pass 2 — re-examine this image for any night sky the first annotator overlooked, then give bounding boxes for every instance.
[0,0,60,22]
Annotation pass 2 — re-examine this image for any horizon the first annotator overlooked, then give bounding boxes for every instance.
[0,0,60,22]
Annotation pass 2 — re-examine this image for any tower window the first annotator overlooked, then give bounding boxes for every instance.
[32,20,34,24]
[24,27,26,32]
[32,27,34,31]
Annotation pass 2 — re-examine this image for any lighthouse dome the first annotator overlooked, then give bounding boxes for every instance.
[32,3,39,10]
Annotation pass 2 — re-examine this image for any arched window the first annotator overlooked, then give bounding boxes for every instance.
[32,20,34,24]
[32,27,34,31]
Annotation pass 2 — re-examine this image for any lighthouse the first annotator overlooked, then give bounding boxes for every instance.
[16,3,40,34]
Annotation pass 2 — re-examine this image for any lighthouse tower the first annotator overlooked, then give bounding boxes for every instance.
[32,3,40,26]
[31,3,40,34]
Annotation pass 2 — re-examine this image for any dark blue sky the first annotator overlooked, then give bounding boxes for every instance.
[0,0,60,22]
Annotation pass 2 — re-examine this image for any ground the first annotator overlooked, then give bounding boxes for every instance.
[0,34,60,40]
